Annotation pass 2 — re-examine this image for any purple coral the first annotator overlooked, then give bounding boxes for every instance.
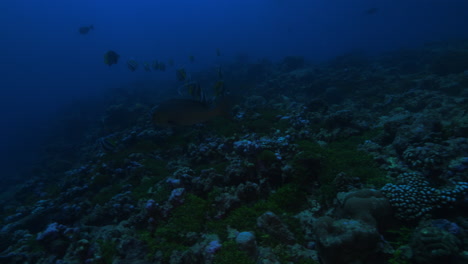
[205,240,222,254]
[145,199,158,212]
[431,219,461,235]
[169,188,185,204]
[36,222,65,241]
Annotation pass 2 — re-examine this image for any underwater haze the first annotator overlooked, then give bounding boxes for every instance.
[0,0,467,215]
[2,0,468,263]
[2,0,468,185]
[0,0,467,182]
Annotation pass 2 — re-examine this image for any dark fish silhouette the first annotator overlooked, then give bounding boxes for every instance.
[79,25,94,34]
[103,50,120,66]
[176,68,187,81]
[364,8,378,15]
[127,59,138,72]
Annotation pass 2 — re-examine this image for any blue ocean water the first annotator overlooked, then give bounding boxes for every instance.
[1,1,467,181]
[1,0,468,263]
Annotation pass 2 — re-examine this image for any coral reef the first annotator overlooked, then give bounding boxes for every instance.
[1,40,468,264]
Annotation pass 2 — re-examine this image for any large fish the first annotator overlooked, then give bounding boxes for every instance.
[79,25,94,34]
[152,99,229,127]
